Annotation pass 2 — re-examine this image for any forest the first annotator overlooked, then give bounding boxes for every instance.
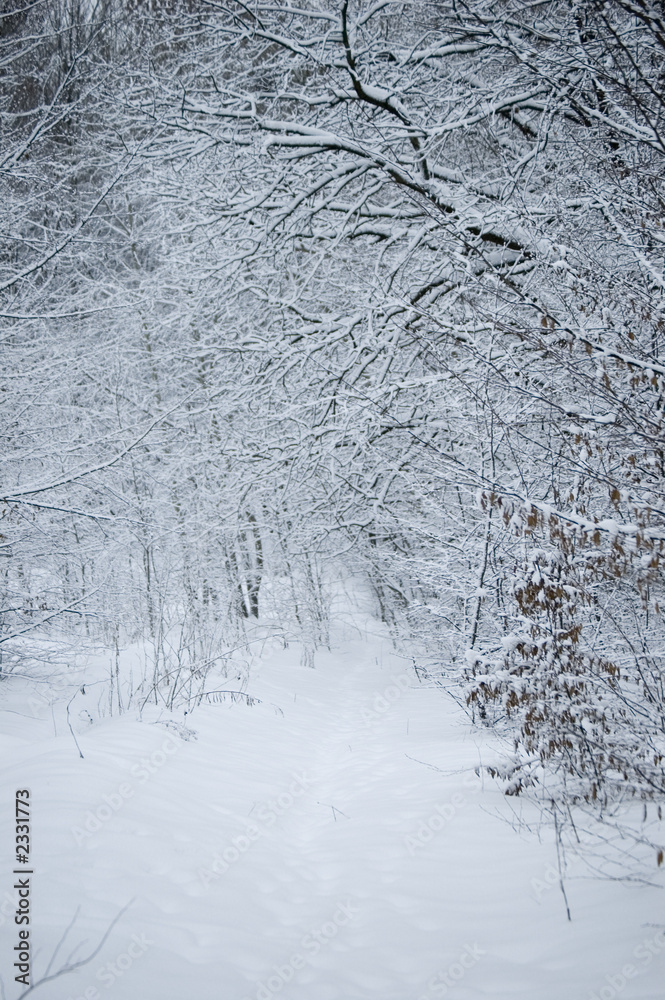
[2,2,665,993]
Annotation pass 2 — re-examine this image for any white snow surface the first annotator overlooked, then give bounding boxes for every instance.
[1,596,664,1000]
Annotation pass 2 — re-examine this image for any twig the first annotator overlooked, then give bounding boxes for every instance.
[66,692,84,759]
[553,803,572,922]
[21,900,134,996]
[316,801,349,821]
[43,906,82,978]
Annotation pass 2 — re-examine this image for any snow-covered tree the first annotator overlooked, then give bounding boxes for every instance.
[130,0,665,809]
[3,0,664,827]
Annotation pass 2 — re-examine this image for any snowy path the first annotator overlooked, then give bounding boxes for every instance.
[1,613,664,1000]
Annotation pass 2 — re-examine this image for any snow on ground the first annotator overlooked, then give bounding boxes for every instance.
[1,592,664,1000]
